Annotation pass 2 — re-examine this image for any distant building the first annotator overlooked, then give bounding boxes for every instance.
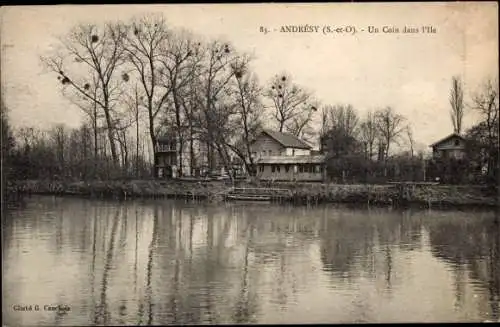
[256,155,327,182]
[155,134,177,178]
[249,129,313,158]
[155,133,231,178]
[430,133,467,160]
[250,129,326,182]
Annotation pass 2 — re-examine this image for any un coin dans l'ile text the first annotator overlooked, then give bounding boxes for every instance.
[259,25,437,35]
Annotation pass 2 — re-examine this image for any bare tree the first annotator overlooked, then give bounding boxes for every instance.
[359,110,378,160]
[225,65,264,176]
[320,106,330,138]
[471,77,499,176]
[124,15,175,174]
[287,102,319,142]
[450,76,465,134]
[264,73,317,137]
[405,125,415,158]
[158,30,204,177]
[63,73,103,176]
[375,107,406,160]
[196,40,247,172]
[322,104,359,137]
[41,22,129,166]
[179,77,203,176]
[320,104,360,156]
[123,83,143,178]
[48,124,67,175]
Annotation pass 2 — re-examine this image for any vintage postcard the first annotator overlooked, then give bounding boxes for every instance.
[1,2,498,326]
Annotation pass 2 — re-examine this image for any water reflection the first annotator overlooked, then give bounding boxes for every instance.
[425,213,500,321]
[2,196,499,325]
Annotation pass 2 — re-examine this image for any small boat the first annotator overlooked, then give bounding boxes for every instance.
[226,194,272,202]
[224,187,291,202]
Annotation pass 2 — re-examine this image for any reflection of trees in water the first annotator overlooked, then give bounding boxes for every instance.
[143,204,242,324]
[146,203,330,324]
[90,205,98,323]
[2,207,16,263]
[426,214,500,320]
[94,207,121,325]
[319,210,380,280]
[242,206,321,311]
[320,214,375,278]
[399,211,423,251]
[232,216,260,324]
[145,205,159,325]
[318,208,423,291]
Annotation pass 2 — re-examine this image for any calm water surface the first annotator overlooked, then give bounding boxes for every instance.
[3,195,500,325]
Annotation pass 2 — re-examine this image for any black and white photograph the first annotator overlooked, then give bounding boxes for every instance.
[1,2,499,325]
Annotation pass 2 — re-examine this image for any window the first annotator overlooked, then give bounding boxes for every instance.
[268,150,272,156]
[285,165,290,173]
[315,165,320,173]
[276,165,281,173]
[299,165,303,173]
[292,149,295,156]
[259,165,264,172]
[454,139,460,146]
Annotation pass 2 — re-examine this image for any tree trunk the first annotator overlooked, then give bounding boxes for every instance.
[93,90,99,179]
[135,88,140,179]
[102,90,118,166]
[147,102,157,178]
[215,143,233,183]
[178,140,184,177]
[206,141,212,173]
[103,110,119,166]
[189,126,195,176]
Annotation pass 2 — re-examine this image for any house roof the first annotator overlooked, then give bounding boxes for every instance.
[429,133,466,148]
[260,129,312,150]
[256,155,326,164]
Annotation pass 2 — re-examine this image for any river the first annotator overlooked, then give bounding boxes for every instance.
[2,195,499,325]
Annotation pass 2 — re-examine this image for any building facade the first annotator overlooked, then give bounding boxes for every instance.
[430,133,467,160]
[155,134,228,178]
[155,134,177,178]
[250,129,327,182]
[256,155,327,182]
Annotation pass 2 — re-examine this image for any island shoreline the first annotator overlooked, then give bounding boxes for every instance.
[5,179,498,210]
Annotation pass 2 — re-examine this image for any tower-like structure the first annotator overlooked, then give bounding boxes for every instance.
[154,133,177,178]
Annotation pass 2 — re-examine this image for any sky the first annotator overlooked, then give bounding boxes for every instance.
[1,3,498,153]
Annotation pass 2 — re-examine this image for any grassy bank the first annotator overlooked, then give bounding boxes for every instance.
[264,181,498,208]
[6,179,498,208]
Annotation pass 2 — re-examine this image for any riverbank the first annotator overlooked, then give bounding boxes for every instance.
[6,179,498,208]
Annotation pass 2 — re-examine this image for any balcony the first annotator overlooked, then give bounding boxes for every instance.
[157,143,177,153]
